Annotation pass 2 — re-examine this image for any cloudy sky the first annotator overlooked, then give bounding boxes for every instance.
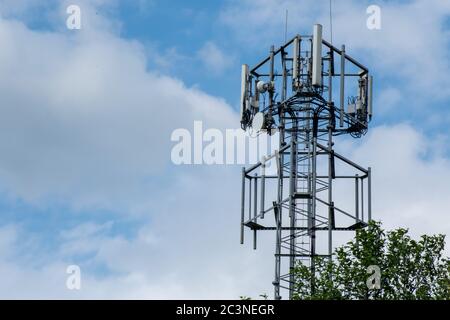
[0,0,449,299]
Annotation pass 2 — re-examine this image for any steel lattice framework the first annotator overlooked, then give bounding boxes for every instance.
[239,25,373,299]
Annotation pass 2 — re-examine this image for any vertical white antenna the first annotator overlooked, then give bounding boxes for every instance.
[292,36,299,87]
[340,45,345,127]
[368,75,373,119]
[240,64,249,119]
[312,24,323,86]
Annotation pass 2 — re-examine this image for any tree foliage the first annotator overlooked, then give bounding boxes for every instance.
[292,221,449,300]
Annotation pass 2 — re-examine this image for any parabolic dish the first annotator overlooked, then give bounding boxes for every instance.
[252,112,265,131]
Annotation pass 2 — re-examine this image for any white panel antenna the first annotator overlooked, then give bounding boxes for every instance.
[292,36,300,87]
[240,64,249,119]
[368,75,373,119]
[312,24,323,86]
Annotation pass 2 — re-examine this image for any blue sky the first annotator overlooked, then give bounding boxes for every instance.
[5,0,450,127]
[117,0,450,131]
[114,1,243,105]
[0,0,449,298]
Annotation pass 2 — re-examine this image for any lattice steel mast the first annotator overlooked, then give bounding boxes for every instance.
[239,24,373,300]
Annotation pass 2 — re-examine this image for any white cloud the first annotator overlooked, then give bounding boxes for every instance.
[0,13,237,213]
[375,87,403,116]
[197,41,234,75]
[1,122,450,299]
[0,2,270,299]
[0,0,51,17]
[0,169,274,299]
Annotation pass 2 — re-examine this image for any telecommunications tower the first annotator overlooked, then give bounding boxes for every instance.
[239,24,373,299]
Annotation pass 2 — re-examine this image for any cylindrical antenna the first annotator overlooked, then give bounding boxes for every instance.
[292,36,300,89]
[312,24,323,87]
[253,174,257,250]
[269,46,275,109]
[355,174,359,222]
[240,64,249,121]
[368,75,373,120]
[240,167,246,244]
[253,78,260,112]
[260,159,266,219]
[368,167,372,221]
[340,45,345,127]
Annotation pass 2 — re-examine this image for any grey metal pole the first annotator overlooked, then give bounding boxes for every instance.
[288,134,297,299]
[328,51,334,262]
[355,174,359,222]
[273,202,282,300]
[368,167,372,222]
[273,83,286,300]
[311,126,318,294]
[240,167,245,244]
[306,107,312,265]
[284,51,291,295]
[340,45,345,127]
[282,49,287,101]
[361,177,364,222]
[254,174,258,250]
[249,178,252,221]
[260,161,266,219]
[269,45,275,106]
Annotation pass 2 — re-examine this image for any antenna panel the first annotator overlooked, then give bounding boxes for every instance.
[312,24,323,86]
[240,64,249,120]
[368,75,373,118]
[292,37,300,87]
